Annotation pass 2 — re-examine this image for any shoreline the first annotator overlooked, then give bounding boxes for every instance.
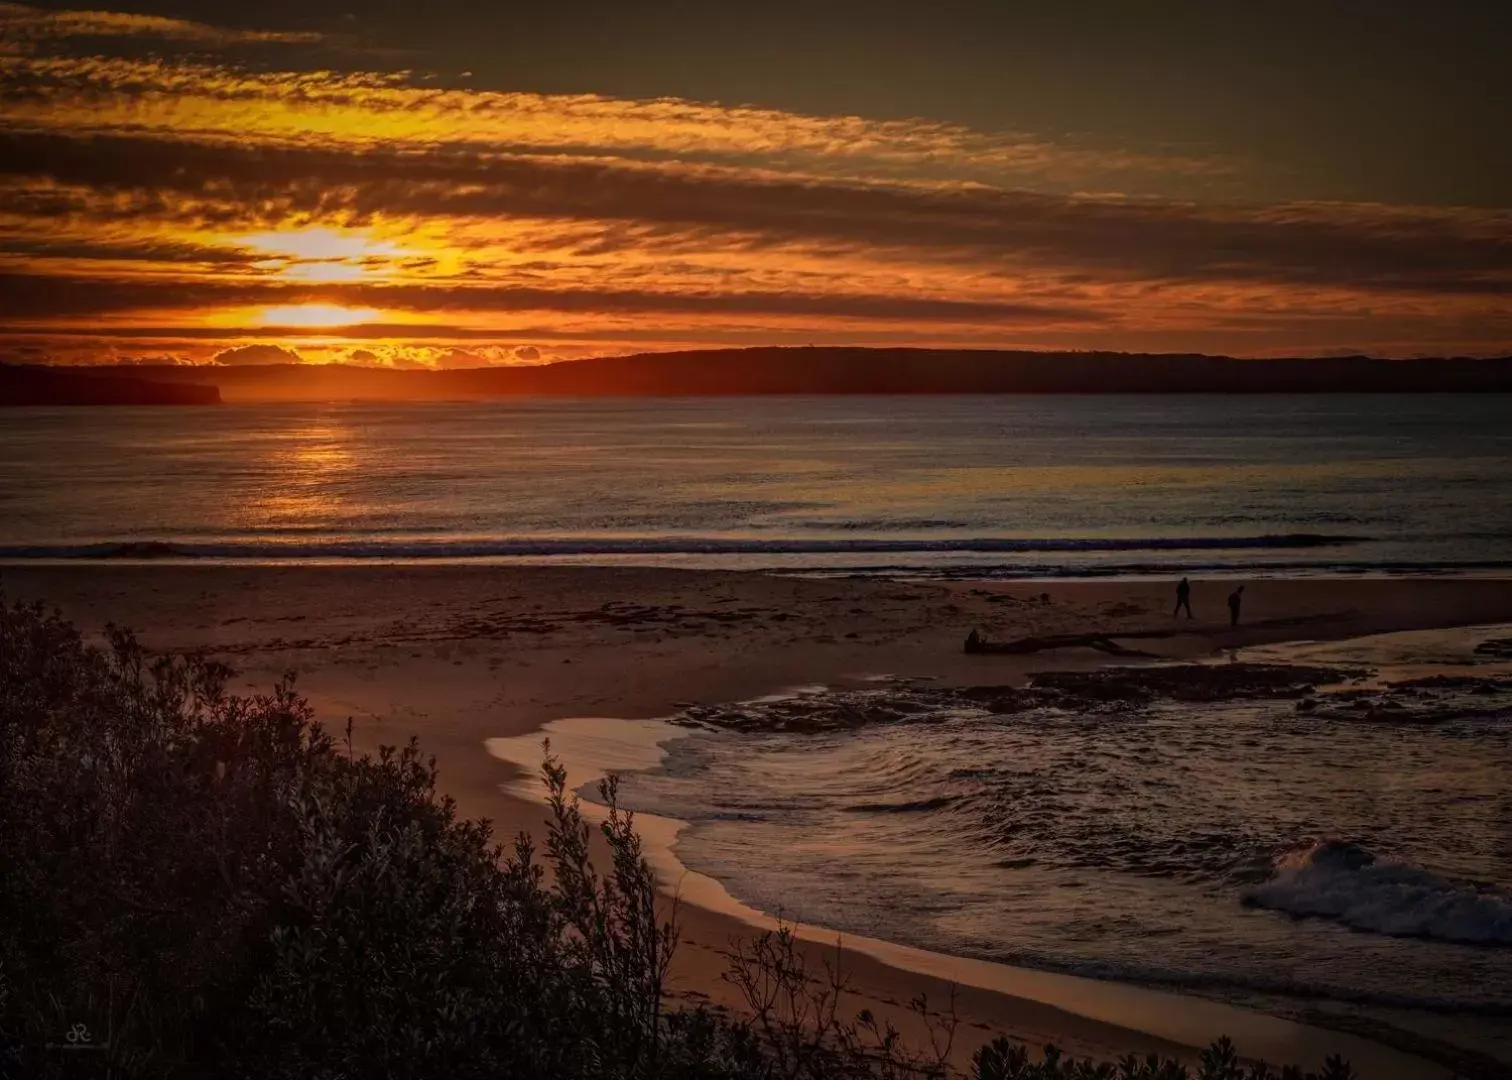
[486,619,1512,1077]
[6,565,1512,1075]
[5,556,1512,582]
[487,709,1472,1079]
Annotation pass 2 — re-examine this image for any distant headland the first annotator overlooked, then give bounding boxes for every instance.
[1,364,221,406]
[9,348,1512,404]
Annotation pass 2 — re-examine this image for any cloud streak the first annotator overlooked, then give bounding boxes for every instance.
[0,270,1097,325]
[0,3,324,47]
[0,53,1229,188]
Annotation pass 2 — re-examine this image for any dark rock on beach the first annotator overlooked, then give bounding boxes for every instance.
[675,662,1366,734]
[1027,663,1355,706]
[1473,638,1512,659]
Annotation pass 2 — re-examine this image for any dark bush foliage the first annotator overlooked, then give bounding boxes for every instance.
[0,592,1361,1079]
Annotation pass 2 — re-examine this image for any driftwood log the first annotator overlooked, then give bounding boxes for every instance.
[964,629,1161,657]
[963,610,1354,658]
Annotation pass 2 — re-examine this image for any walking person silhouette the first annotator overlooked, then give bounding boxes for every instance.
[1228,585,1245,627]
[1174,576,1193,619]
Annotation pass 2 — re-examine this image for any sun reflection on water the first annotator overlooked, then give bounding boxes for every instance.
[242,417,359,529]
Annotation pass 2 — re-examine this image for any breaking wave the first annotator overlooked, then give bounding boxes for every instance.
[1242,841,1512,946]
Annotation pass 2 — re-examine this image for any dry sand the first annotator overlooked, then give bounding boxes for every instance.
[8,565,1512,1076]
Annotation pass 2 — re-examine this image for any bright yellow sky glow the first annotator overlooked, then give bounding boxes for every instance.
[240,228,418,284]
[252,304,387,329]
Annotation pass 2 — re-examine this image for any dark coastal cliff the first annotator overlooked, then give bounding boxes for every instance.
[0,365,221,406]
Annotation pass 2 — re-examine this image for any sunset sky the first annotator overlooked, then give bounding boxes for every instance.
[3,0,1509,368]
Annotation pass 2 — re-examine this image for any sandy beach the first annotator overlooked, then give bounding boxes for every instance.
[7,565,1512,1077]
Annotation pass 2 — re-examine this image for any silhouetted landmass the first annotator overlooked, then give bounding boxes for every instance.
[0,364,220,406]
[460,348,1512,396]
[38,348,1512,402]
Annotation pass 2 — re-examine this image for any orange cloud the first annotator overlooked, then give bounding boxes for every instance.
[0,3,325,46]
[213,343,303,365]
[0,54,1227,192]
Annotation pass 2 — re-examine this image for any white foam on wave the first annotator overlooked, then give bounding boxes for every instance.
[1243,841,1512,946]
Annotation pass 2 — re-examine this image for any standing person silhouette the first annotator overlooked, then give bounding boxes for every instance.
[1174,577,1193,619]
[1228,585,1245,627]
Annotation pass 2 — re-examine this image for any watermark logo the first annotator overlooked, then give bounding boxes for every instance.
[47,1021,105,1051]
[1,966,117,1078]
[42,979,117,1078]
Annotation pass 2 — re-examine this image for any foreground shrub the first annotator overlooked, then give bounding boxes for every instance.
[0,592,1361,1079]
[0,593,681,1078]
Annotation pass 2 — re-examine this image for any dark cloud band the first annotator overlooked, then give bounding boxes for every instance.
[2,130,1507,298]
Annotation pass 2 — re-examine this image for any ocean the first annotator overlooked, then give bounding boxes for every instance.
[2,394,1511,575]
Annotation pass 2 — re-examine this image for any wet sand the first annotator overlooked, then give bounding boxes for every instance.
[8,565,1512,1075]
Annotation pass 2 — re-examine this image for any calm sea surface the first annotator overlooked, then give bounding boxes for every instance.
[2,394,1510,574]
